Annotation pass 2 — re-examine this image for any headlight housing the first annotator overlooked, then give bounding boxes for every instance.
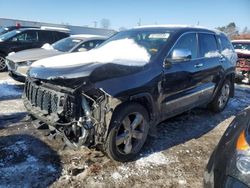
[18,60,34,66]
[236,130,250,174]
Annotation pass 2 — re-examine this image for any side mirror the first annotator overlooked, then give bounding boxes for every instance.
[163,58,172,69]
[171,49,192,61]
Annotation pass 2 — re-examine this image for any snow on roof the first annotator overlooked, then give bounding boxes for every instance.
[40,26,70,32]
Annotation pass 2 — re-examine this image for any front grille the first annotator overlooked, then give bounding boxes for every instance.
[24,79,75,118]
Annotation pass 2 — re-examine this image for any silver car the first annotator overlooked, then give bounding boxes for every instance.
[6,34,106,82]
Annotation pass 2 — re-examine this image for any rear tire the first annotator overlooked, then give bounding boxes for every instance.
[105,103,149,162]
[209,79,232,113]
[0,54,7,72]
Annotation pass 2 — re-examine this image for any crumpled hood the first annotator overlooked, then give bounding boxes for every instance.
[6,48,64,63]
[28,38,150,84]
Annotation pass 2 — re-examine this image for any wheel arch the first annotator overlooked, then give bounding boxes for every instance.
[129,92,158,124]
[224,72,235,97]
[0,51,7,56]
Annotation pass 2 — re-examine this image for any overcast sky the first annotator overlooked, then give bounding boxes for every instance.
[1,0,249,31]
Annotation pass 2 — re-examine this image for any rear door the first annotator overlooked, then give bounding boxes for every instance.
[196,33,223,101]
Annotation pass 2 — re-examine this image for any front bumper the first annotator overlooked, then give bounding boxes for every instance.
[9,71,26,82]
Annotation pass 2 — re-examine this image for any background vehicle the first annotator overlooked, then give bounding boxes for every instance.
[0,25,38,35]
[6,34,107,82]
[232,40,250,84]
[204,107,250,188]
[0,28,69,71]
[23,26,237,162]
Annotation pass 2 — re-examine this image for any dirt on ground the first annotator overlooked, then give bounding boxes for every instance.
[1,72,250,188]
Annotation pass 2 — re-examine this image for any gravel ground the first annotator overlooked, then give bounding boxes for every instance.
[0,72,250,188]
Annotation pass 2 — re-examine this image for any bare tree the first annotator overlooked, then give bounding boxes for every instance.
[242,27,250,34]
[100,19,110,29]
[216,22,239,38]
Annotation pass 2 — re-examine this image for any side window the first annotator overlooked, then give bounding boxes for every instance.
[11,31,39,42]
[170,33,198,59]
[199,33,219,58]
[219,36,233,51]
[75,40,103,52]
[53,32,69,42]
[38,31,54,44]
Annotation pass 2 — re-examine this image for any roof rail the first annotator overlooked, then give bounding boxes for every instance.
[40,26,70,33]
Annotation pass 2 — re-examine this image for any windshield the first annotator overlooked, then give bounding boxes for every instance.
[0,30,20,41]
[98,29,172,61]
[52,37,83,52]
[0,27,9,35]
[233,42,250,51]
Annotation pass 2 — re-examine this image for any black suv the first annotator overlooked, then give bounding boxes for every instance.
[23,26,237,161]
[0,25,38,35]
[0,28,69,71]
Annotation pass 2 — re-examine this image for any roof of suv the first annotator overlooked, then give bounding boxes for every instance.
[133,24,223,34]
[11,27,69,33]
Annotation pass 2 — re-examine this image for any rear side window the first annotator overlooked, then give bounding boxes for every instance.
[199,33,219,58]
[219,36,234,51]
[38,30,54,44]
[171,33,198,59]
[53,32,69,42]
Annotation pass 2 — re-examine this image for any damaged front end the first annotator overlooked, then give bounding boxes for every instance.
[23,77,120,149]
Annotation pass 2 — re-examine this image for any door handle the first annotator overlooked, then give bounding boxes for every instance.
[194,63,203,68]
[219,57,226,62]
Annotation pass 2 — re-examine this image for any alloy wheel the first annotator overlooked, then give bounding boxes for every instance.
[115,112,146,154]
[0,56,6,71]
[218,83,230,109]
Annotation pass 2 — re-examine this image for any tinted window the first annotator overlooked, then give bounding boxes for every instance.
[11,30,39,42]
[53,32,69,42]
[38,30,54,44]
[199,33,218,58]
[171,33,198,59]
[220,36,234,51]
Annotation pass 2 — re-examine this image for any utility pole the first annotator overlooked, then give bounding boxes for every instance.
[137,18,141,26]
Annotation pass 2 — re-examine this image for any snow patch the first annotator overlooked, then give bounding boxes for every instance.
[111,172,122,180]
[135,152,169,167]
[0,79,22,98]
[31,38,150,68]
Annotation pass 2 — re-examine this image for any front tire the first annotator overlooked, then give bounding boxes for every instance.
[105,103,149,162]
[0,54,7,72]
[209,79,232,112]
